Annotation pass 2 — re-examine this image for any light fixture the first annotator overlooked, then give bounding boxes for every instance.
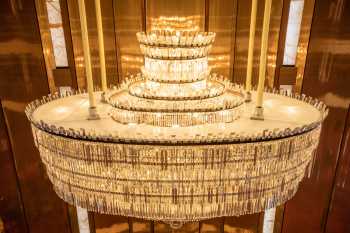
[26,0,327,231]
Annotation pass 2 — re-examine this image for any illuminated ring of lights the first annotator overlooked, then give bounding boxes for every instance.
[128,80,225,101]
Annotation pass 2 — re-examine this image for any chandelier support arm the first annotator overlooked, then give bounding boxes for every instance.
[245,0,258,102]
[95,0,108,93]
[77,0,99,120]
[253,0,273,120]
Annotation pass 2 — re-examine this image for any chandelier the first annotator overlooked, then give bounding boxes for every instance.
[26,0,327,230]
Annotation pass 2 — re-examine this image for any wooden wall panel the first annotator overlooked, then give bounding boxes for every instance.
[94,214,129,233]
[130,218,152,233]
[0,1,72,233]
[200,218,223,233]
[3,0,350,233]
[100,0,120,86]
[0,101,28,233]
[294,0,316,93]
[282,0,350,233]
[224,215,259,233]
[321,1,350,233]
[325,106,350,233]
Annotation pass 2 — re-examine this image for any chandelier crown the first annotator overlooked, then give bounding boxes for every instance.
[136,31,216,47]
[137,31,215,60]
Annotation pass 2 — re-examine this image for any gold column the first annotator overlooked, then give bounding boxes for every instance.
[245,0,258,92]
[77,0,97,117]
[94,0,107,91]
[254,0,273,118]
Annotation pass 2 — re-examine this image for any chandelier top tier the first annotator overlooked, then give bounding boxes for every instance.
[26,29,328,223]
[137,31,215,60]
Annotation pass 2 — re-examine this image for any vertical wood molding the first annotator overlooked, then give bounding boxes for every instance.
[273,0,291,88]
[60,0,79,89]
[204,0,209,32]
[112,0,123,83]
[34,0,57,93]
[66,0,87,89]
[230,0,238,81]
[141,0,147,31]
[294,0,315,93]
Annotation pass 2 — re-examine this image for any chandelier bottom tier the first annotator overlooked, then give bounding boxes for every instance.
[26,91,326,222]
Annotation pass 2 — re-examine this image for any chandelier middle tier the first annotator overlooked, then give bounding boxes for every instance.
[106,31,244,127]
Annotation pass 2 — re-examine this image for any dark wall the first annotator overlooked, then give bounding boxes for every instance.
[282,0,350,232]
[0,0,350,233]
[0,1,71,233]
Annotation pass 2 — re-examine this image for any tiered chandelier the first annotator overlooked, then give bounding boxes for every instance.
[26,0,327,230]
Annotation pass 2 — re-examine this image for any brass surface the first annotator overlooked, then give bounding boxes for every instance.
[67,0,87,88]
[94,214,129,233]
[207,0,237,79]
[265,0,283,88]
[98,0,119,86]
[273,0,291,88]
[59,0,79,89]
[131,218,152,233]
[146,0,205,32]
[294,0,315,93]
[114,0,144,80]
